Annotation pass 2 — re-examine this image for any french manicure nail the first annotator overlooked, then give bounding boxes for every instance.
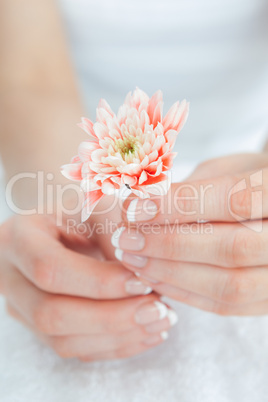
[167,309,178,326]
[115,249,148,268]
[125,278,152,295]
[111,228,145,251]
[111,227,125,248]
[135,301,168,325]
[143,332,168,345]
[127,199,158,222]
[161,331,169,340]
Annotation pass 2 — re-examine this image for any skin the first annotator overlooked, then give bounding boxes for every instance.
[0,0,172,361]
[117,152,268,316]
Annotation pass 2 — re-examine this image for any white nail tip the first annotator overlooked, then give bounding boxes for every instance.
[111,227,125,248]
[115,248,123,261]
[167,310,178,326]
[127,198,138,222]
[143,286,153,295]
[161,331,169,340]
[154,301,168,320]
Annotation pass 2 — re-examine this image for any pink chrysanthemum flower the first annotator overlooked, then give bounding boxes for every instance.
[61,88,189,221]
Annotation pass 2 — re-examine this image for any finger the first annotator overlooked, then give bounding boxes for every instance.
[47,323,171,359]
[119,251,268,305]
[4,266,177,336]
[122,166,267,224]
[79,339,166,362]
[10,218,153,299]
[187,153,268,181]
[112,221,268,268]
[130,279,268,316]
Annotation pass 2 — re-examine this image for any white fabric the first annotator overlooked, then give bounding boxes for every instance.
[1,1,268,401]
[2,294,268,402]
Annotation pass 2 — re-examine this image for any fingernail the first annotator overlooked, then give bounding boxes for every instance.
[127,199,158,222]
[167,309,178,326]
[125,278,152,295]
[161,331,169,340]
[115,249,148,268]
[135,301,168,325]
[111,228,145,251]
[111,227,125,248]
[143,332,168,345]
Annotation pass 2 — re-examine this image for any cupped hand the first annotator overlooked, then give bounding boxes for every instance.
[112,152,268,316]
[0,213,177,361]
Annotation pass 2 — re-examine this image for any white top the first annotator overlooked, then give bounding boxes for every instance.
[59,0,268,170]
[1,2,268,401]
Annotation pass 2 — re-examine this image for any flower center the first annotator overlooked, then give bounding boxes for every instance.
[114,136,138,158]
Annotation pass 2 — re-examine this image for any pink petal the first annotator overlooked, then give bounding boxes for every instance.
[90,162,118,174]
[81,162,95,178]
[173,100,190,132]
[93,122,109,140]
[110,175,122,186]
[165,129,178,148]
[102,180,116,195]
[122,174,137,187]
[142,176,171,196]
[97,99,115,117]
[141,155,150,168]
[119,163,142,176]
[140,173,167,186]
[81,178,101,192]
[96,108,113,125]
[117,104,128,125]
[103,155,125,167]
[77,118,98,141]
[162,101,180,131]
[154,123,164,137]
[71,155,81,163]
[126,88,150,109]
[91,149,108,164]
[61,163,82,181]
[147,90,163,125]
[81,190,104,222]
[152,102,163,128]
[161,152,177,170]
[78,141,100,162]
[148,150,158,163]
[139,170,148,184]
[139,109,150,131]
[152,135,165,152]
[146,161,163,176]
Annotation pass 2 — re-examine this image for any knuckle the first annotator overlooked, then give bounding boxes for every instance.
[229,229,260,267]
[32,257,57,292]
[230,187,252,220]
[219,271,255,305]
[33,297,65,335]
[174,185,196,215]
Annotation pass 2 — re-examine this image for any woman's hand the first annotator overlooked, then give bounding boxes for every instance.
[111,152,268,316]
[0,213,177,361]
